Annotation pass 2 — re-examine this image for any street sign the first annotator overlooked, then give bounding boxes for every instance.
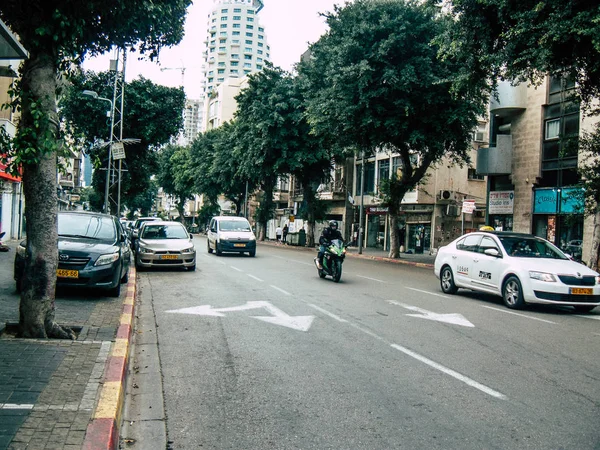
[462,199,476,214]
[111,142,126,160]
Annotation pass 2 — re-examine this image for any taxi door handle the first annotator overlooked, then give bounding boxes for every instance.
[452,255,457,259]
[473,259,479,263]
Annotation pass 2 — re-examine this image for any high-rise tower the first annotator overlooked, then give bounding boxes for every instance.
[200,0,270,95]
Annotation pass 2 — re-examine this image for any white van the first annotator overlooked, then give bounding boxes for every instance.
[207,216,257,257]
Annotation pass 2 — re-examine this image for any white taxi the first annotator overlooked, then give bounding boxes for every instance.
[433,231,600,313]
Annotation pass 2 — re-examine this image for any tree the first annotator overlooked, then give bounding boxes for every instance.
[300,0,487,258]
[235,64,334,241]
[431,0,600,268]
[0,0,190,338]
[156,144,195,222]
[60,71,185,213]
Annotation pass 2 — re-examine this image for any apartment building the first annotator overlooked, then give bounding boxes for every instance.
[477,77,599,263]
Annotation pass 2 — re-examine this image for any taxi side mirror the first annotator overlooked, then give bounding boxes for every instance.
[484,248,501,258]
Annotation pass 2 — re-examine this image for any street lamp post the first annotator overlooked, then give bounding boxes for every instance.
[82,90,114,214]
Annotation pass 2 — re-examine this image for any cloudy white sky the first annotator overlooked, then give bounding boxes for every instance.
[83,0,341,99]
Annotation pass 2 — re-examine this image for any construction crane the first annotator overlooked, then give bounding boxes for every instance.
[160,66,186,87]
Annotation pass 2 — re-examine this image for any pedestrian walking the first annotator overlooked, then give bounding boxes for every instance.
[282,224,289,243]
[276,225,282,242]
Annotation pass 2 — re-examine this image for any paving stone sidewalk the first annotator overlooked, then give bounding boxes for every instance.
[0,241,125,449]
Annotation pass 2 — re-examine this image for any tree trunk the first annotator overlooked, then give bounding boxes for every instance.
[177,204,185,223]
[303,183,315,247]
[18,53,74,339]
[388,213,400,259]
[588,210,600,271]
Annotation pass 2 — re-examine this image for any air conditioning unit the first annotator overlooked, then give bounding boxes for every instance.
[473,131,485,142]
[439,190,455,201]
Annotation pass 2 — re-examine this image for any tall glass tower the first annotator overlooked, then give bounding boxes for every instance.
[201,0,271,95]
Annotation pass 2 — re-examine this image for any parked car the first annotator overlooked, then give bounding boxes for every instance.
[135,221,196,271]
[14,211,131,297]
[434,231,600,313]
[130,216,160,252]
[207,216,256,256]
[564,239,583,261]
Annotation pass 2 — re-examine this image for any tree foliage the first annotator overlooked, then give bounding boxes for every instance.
[0,0,190,338]
[156,144,195,221]
[300,0,487,257]
[60,70,185,213]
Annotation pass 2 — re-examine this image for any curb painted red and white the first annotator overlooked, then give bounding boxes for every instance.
[83,268,136,450]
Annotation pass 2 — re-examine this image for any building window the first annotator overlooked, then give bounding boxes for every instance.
[545,118,560,140]
[246,32,253,37]
[259,27,264,32]
[231,54,239,59]
[247,17,254,22]
[233,15,241,20]
[219,38,226,44]
[221,8,228,13]
[218,77,224,82]
[234,8,241,13]
[244,69,251,74]
[468,167,484,180]
[231,39,240,44]
[231,69,238,74]
[248,10,254,14]
[218,62,225,67]
[221,16,227,21]
[245,47,252,53]
[218,69,225,74]
[244,55,252,60]
[256,64,262,70]
[257,50,263,55]
[218,47,226,52]
[258,35,264,40]
[356,161,376,195]
[377,159,390,194]
[258,42,263,47]
[246,24,254,29]
[231,61,239,66]
[245,39,253,45]
[244,62,252,68]
[232,31,240,36]
[220,24,227,29]
[219,32,227,37]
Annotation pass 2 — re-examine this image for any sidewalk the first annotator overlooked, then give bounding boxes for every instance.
[0,240,136,450]
[259,239,436,269]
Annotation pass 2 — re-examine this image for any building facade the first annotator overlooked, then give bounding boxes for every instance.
[477,77,598,263]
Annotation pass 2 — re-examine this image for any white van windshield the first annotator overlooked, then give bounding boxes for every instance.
[219,220,251,232]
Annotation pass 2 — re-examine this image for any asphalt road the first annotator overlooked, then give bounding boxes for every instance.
[133,236,600,450]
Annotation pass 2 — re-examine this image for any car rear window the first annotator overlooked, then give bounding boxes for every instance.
[219,220,251,232]
[58,214,116,240]
[141,224,188,239]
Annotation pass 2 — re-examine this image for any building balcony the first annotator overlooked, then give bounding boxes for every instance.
[490,81,527,118]
[476,134,513,175]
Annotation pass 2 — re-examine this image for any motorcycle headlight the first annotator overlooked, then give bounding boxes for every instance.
[529,271,557,282]
[181,247,195,254]
[95,252,120,266]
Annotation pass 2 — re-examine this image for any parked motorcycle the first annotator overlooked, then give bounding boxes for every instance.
[314,238,346,282]
[0,232,9,252]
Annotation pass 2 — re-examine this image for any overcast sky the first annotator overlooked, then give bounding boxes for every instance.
[83,0,341,99]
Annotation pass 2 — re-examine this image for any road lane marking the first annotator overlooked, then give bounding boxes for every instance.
[308,304,348,322]
[271,255,314,266]
[270,285,291,296]
[1,404,34,410]
[247,274,263,282]
[479,305,557,324]
[387,301,474,327]
[230,266,243,272]
[356,275,385,283]
[405,287,449,299]
[390,344,507,400]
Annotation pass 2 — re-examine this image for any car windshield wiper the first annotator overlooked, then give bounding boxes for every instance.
[59,234,102,240]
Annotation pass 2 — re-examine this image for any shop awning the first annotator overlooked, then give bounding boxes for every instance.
[0,162,21,182]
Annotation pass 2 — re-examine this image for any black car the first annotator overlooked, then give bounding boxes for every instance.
[129,216,160,252]
[14,211,131,297]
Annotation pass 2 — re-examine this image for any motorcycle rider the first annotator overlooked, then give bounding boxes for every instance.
[317,220,343,270]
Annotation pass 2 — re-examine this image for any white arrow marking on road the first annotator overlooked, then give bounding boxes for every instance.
[166,301,314,331]
[388,301,475,327]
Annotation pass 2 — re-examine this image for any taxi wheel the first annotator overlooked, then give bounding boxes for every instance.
[440,266,458,294]
[207,241,213,254]
[502,276,525,309]
[216,243,222,256]
[573,305,596,314]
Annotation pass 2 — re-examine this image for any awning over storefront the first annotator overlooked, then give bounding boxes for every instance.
[0,162,21,182]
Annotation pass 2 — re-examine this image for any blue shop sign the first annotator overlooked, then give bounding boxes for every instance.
[534,189,558,213]
[533,187,584,214]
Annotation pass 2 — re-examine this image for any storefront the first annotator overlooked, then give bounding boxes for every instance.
[488,190,514,231]
[532,187,584,260]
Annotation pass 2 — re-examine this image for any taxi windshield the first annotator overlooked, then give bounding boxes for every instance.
[498,236,568,259]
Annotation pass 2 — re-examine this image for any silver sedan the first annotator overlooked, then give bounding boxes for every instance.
[135,221,196,271]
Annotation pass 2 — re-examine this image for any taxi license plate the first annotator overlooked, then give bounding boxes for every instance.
[234,243,246,248]
[571,287,593,295]
[57,269,79,279]
[161,255,179,260]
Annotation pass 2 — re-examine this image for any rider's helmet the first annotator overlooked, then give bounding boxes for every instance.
[329,220,338,230]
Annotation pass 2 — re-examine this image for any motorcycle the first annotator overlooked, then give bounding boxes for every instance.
[0,232,9,252]
[314,238,346,282]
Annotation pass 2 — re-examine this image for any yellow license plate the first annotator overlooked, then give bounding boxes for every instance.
[57,269,79,279]
[234,243,246,247]
[571,287,593,295]
[160,255,178,260]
